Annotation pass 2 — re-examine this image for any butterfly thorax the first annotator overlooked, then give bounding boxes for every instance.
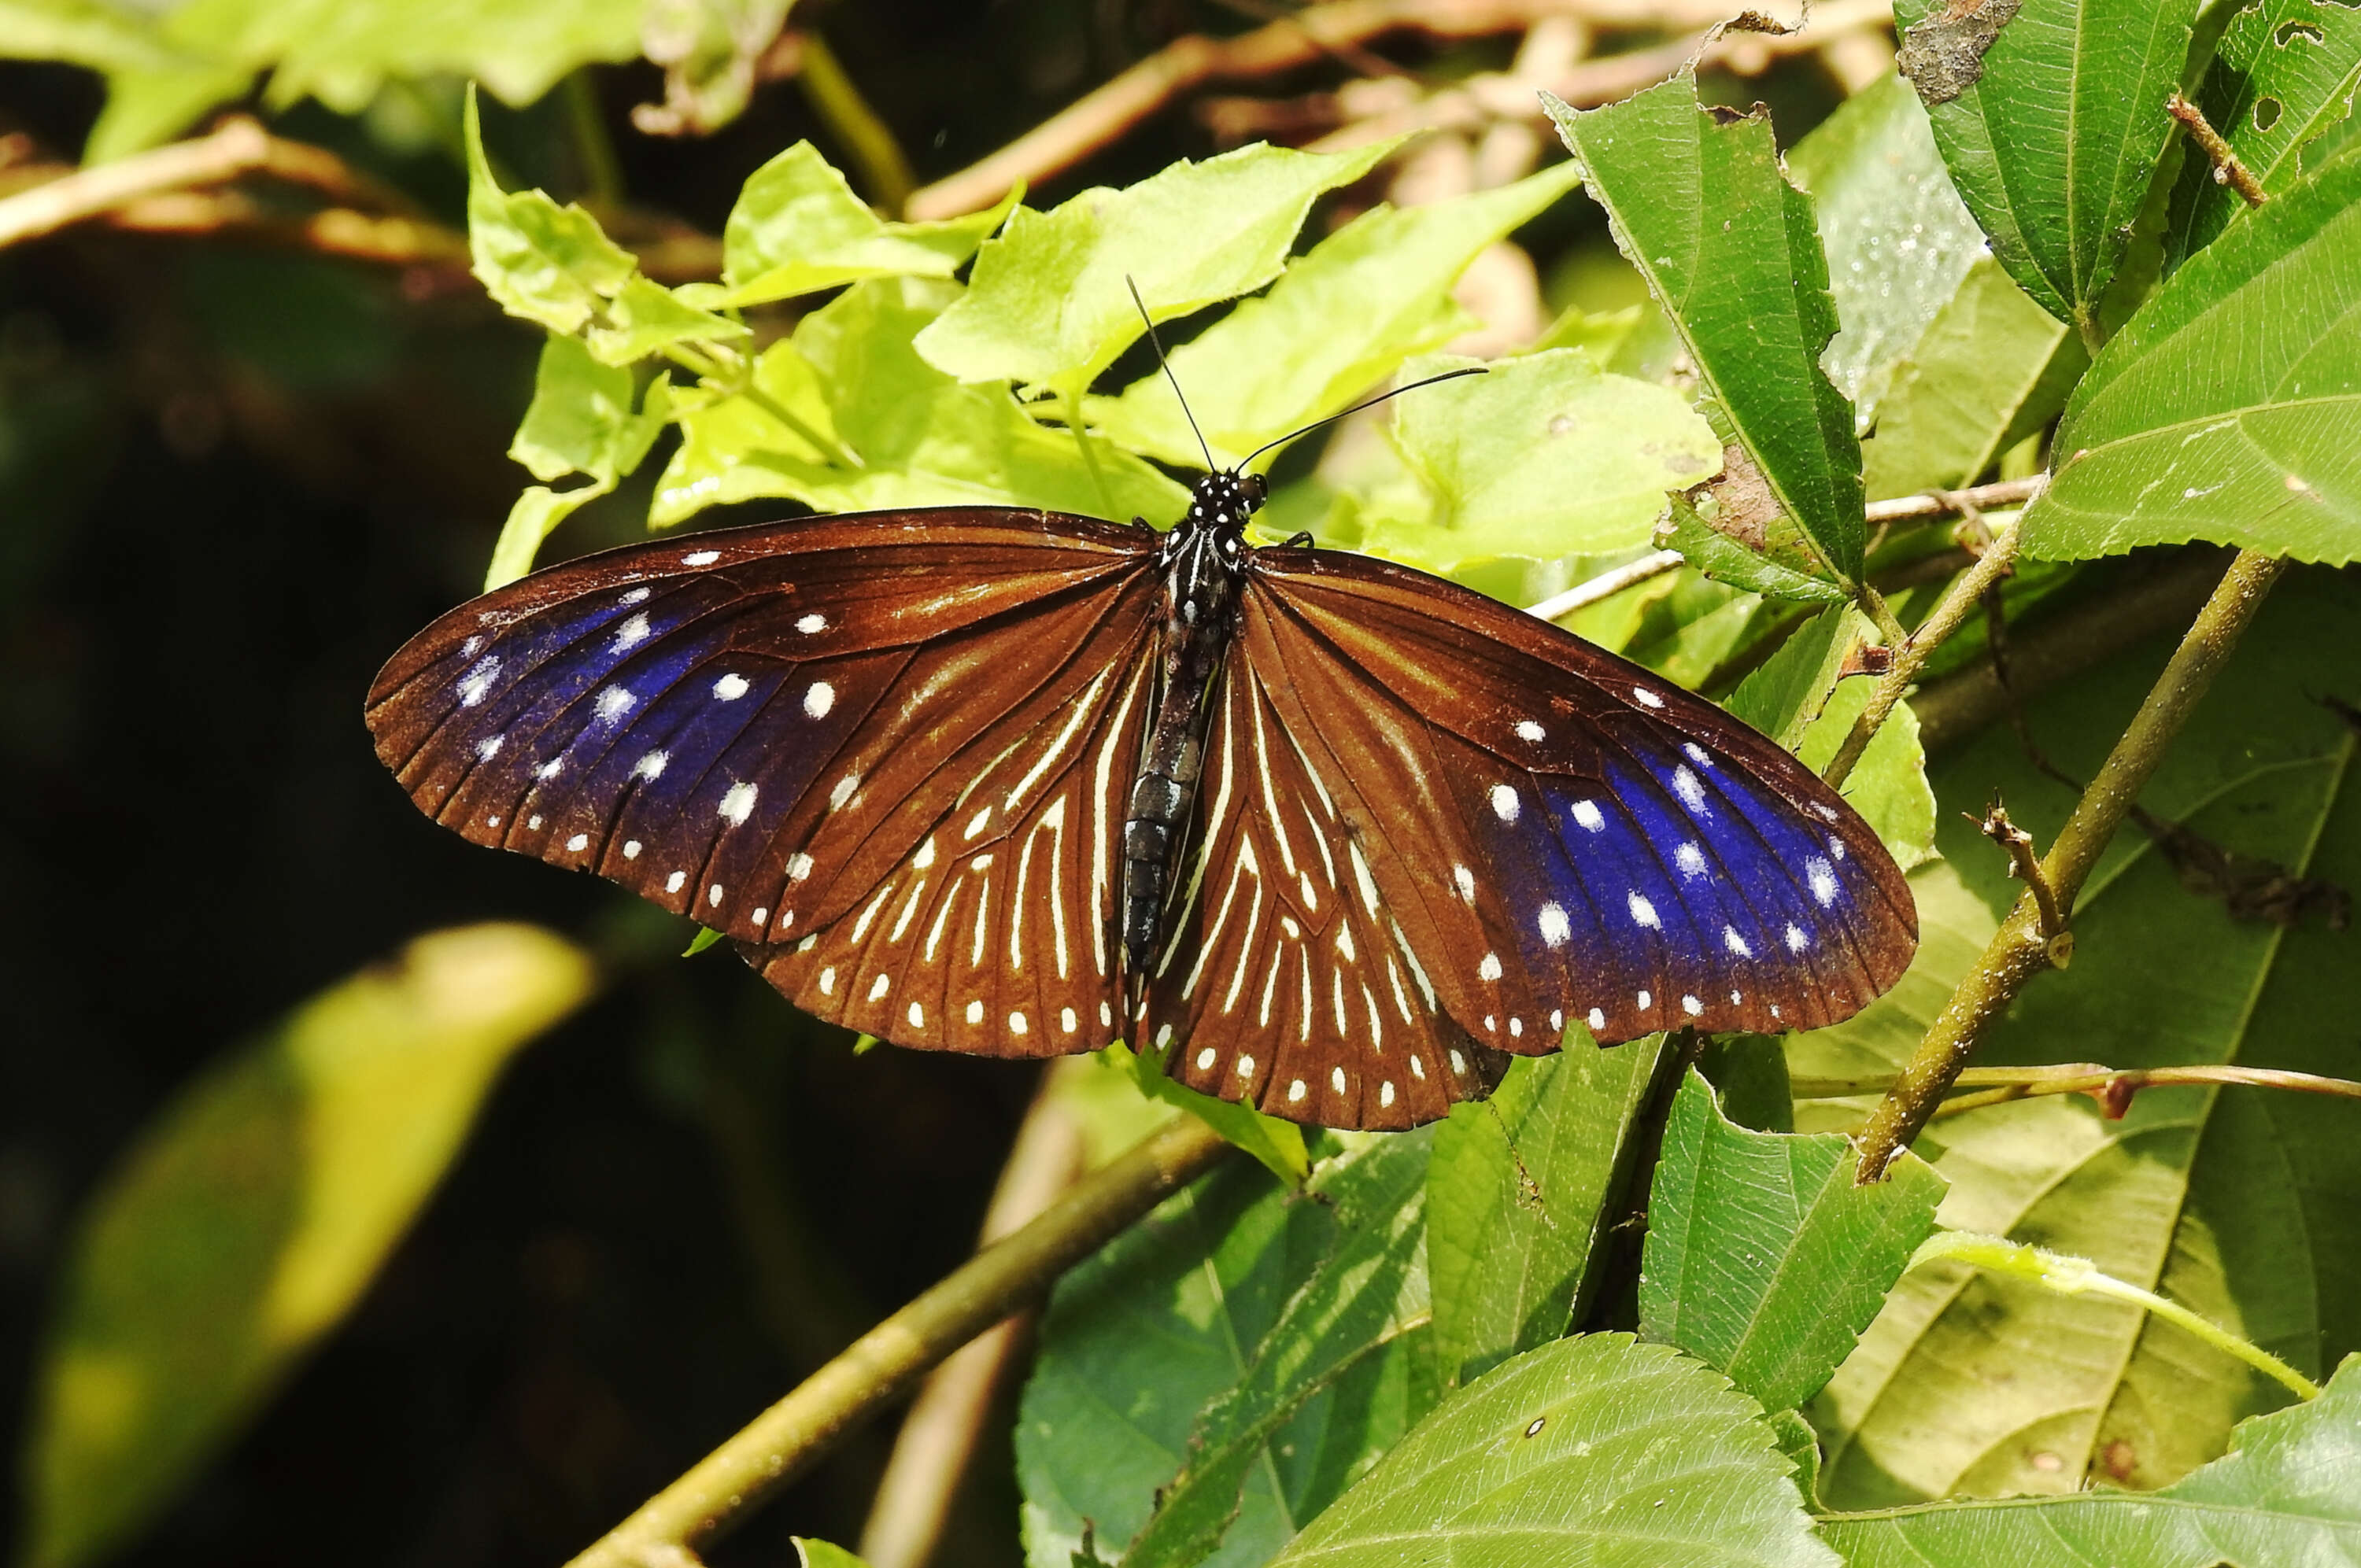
[1121,469,1265,1002]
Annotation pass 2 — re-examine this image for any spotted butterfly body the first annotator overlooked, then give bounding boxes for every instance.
[368,469,1916,1131]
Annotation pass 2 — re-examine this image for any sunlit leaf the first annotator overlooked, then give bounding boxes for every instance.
[1801,570,2361,1502]
[1642,1070,1945,1414]
[1427,1039,1664,1389]
[914,139,1395,402]
[462,85,636,337]
[1820,1356,2361,1563]
[2021,146,2361,563]
[21,925,595,1568]
[1268,1334,1838,1568]
[1086,161,1586,468]
[584,276,748,367]
[1546,75,1867,581]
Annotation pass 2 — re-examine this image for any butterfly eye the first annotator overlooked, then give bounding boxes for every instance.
[1236,472,1267,509]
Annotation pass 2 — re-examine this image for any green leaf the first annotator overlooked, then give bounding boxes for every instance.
[1662,497,1851,605]
[1118,1040,1309,1184]
[483,483,611,592]
[1016,1141,1426,1568]
[85,61,255,162]
[0,0,191,73]
[2021,144,2361,563]
[462,84,637,337]
[2167,0,2361,268]
[1784,73,1989,426]
[1427,1038,1665,1389]
[654,279,1186,527]
[1794,673,1938,872]
[793,1540,874,1568]
[1642,1070,1945,1414]
[1894,0,2200,329]
[1546,76,1868,581]
[168,0,645,115]
[1269,1334,1838,1568]
[20,924,594,1568]
[1801,569,2361,1502]
[1859,255,2080,500]
[1122,1132,1434,1567]
[700,141,1020,308]
[1360,349,1720,570]
[1085,161,1585,469]
[1724,607,1861,748]
[914,139,1395,401]
[510,334,672,485]
[584,276,748,367]
[1820,1356,2361,1564]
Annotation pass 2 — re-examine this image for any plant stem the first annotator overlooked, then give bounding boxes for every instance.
[2167,91,2267,209]
[1823,515,2023,788]
[563,1115,1234,1568]
[1852,549,2287,1182]
[793,31,917,216]
[1791,1062,2361,1113]
[1909,1230,2319,1399]
[659,342,861,470]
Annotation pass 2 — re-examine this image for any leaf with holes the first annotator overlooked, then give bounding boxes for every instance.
[2167,0,2361,268]
[1268,1334,1838,1568]
[1820,1355,2361,1564]
[1642,1069,1945,1415]
[1427,1038,1665,1390]
[20,925,593,1568]
[1894,0,2200,330]
[2023,146,2361,563]
[1798,568,2361,1503]
[914,139,1394,402]
[1546,74,1867,582]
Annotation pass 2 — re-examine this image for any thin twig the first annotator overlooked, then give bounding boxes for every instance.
[0,118,273,250]
[1862,475,2045,526]
[2167,91,2267,209]
[905,0,1642,220]
[1823,516,2023,787]
[1524,549,1683,622]
[1973,802,2073,961]
[563,1115,1233,1568]
[1853,549,2289,1182]
[859,1065,1088,1568]
[789,30,918,215]
[1794,1063,2361,1106]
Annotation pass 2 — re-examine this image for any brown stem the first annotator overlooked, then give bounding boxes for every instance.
[1793,1063,2361,1118]
[1974,802,2073,962]
[2167,92,2267,209]
[562,1115,1235,1568]
[857,1064,1088,1568]
[1853,549,2288,1182]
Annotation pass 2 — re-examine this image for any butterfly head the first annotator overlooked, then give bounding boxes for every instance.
[1184,469,1265,540]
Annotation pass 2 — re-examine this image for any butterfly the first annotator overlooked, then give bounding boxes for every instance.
[366,371,1916,1132]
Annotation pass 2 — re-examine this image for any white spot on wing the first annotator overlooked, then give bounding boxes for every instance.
[1628,891,1660,928]
[633,749,668,780]
[1632,686,1665,708]
[1009,1010,1029,1036]
[1288,1079,1306,1103]
[612,614,651,653]
[1724,925,1753,957]
[1675,842,1707,879]
[666,871,686,893]
[1236,1054,1254,1079]
[869,972,889,1000]
[682,549,720,566]
[596,686,635,720]
[909,1002,924,1027]
[1478,952,1503,981]
[1572,800,1605,832]
[1587,1007,1605,1031]
[789,852,815,880]
[1684,742,1712,766]
[1683,994,1703,1016]
[719,780,758,825]
[708,883,724,907]
[1807,856,1839,906]
[804,681,835,718]
[536,758,564,781]
[712,673,749,702]
[1454,864,1476,902]
[619,587,650,606]
[475,734,504,761]
[457,656,501,707]
[1195,1046,1216,1070]
[623,840,641,858]
[829,773,859,810]
[1786,922,1810,952]
[1490,784,1520,823]
[796,612,826,633]
[1515,719,1546,742]
[565,833,589,852]
[1538,903,1570,947]
[1672,765,1709,814]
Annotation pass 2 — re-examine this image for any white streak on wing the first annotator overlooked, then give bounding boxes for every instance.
[1009,796,1071,979]
[1088,660,1149,977]
[1280,725,1339,821]
[1347,841,1382,917]
[1247,688,1299,880]
[1297,946,1314,1042]
[1365,985,1383,1052]
[970,875,993,967]
[1390,921,1439,1009]
[1384,954,1414,1024]
[888,877,929,943]
[924,873,960,962]
[1300,801,1337,889]
[850,882,897,943]
[1258,931,1283,1026]
[1188,836,1260,1007]
[1005,666,1112,813]
[1332,965,1348,1035]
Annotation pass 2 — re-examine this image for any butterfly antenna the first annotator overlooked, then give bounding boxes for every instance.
[1127,276,1217,474]
[1240,366,1487,469]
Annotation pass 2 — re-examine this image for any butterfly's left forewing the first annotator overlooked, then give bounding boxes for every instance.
[368,510,1161,1053]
